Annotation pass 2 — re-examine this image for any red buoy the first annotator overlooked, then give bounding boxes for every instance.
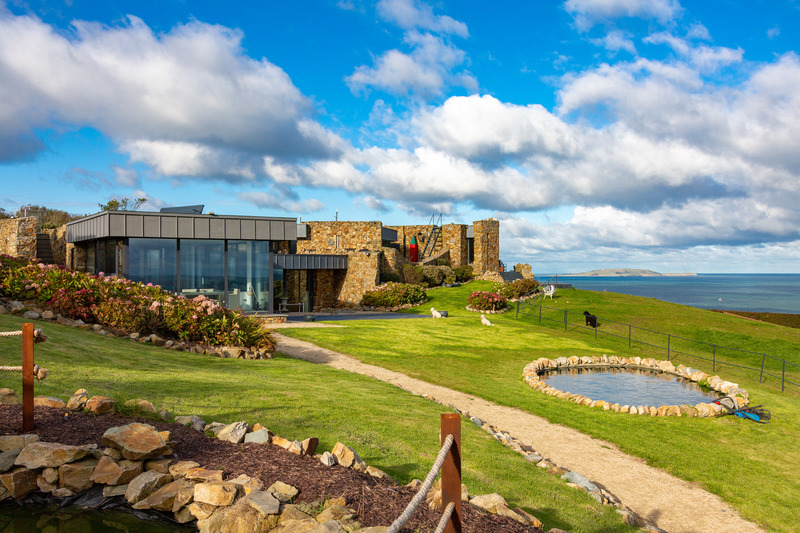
[410,234,419,262]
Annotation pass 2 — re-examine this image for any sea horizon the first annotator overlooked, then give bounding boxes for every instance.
[534,273,800,315]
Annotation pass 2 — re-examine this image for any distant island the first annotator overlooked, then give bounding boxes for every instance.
[560,269,697,277]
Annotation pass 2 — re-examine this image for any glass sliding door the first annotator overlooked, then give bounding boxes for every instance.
[227,240,270,311]
[179,239,225,304]
[128,238,177,292]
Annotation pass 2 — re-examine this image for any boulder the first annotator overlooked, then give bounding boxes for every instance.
[217,421,248,444]
[89,455,143,485]
[316,505,353,523]
[242,490,281,515]
[145,457,172,474]
[0,389,19,405]
[244,428,271,444]
[175,415,206,432]
[9,301,25,314]
[66,389,89,410]
[125,471,172,504]
[124,399,157,414]
[470,493,508,514]
[228,474,263,495]
[218,500,263,532]
[267,480,298,502]
[318,452,336,467]
[102,423,171,461]
[332,442,364,469]
[59,457,99,492]
[14,441,94,469]
[189,501,217,521]
[103,484,129,497]
[168,460,200,479]
[561,471,599,494]
[33,396,66,408]
[21,310,39,319]
[0,434,37,453]
[85,395,115,414]
[194,481,238,506]
[41,310,54,320]
[133,479,194,511]
[0,450,21,473]
[300,437,319,456]
[184,467,224,483]
[0,466,38,499]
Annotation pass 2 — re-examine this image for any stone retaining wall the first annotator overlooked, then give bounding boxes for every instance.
[523,356,749,417]
[0,217,37,260]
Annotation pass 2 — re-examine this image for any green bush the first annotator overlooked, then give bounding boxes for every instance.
[361,282,427,308]
[493,278,540,299]
[0,258,274,350]
[452,265,473,282]
[467,291,508,311]
[421,265,445,286]
[380,271,401,283]
[402,264,425,285]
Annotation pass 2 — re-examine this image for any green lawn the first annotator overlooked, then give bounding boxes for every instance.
[0,312,635,533]
[281,282,800,533]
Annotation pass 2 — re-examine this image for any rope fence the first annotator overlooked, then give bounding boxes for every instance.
[0,323,47,431]
[386,414,462,533]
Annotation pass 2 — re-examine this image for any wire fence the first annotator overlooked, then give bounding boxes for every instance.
[516,301,800,393]
[387,414,462,533]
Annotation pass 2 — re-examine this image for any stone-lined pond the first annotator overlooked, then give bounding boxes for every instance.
[540,367,720,407]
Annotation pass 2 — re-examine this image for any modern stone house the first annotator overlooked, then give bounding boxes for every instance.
[4,210,500,312]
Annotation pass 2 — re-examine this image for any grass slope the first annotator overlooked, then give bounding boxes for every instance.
[0,313,634,533]
[282,282,800,533]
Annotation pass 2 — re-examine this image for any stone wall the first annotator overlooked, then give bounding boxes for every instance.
[40,226,68,266]
[441,224,467,267]
[296,221,383,254]
[472,219,500,275]
[380,246,405,278]
[337,252,380,305]
[0,217,37,260]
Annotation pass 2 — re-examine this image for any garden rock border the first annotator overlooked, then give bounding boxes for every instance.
[523,355,749,417]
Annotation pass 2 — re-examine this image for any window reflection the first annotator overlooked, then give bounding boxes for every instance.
[180,240,224,304]
[227,241,269,311]
[128,238,177,292]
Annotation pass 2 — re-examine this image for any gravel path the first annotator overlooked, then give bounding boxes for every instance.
[273,331,766,533]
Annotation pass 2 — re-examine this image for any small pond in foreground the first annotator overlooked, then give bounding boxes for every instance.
[0,503,187,532]
[540,367,720,406]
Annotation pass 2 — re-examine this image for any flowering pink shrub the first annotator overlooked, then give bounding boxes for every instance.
[360,282,426,308]
[467,291,508,311]
[0,258,273,350]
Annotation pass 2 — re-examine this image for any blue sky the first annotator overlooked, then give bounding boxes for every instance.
[2,0,800,273]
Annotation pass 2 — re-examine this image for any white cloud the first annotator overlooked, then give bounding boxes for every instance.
[592,30,637,54]
[767,26,780,40]
[564,0,683,31]
[644,32,743,71]
[0,11,341,168]
[238,191,325,214]
[377,0,468,38]
[112,165,140,187]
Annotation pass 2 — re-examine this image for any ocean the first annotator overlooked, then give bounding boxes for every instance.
[537,274,800,314]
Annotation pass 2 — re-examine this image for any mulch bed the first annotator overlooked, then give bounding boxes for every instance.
[0,406,543,533]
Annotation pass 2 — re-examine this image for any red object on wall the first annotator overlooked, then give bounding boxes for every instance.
[410,234,419,262]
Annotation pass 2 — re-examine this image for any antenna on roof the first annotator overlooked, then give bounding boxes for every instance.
[160,205,204,214]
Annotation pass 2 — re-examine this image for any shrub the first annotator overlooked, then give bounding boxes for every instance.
[467,291,508,311]
[380,271,401,283]
[452,265,473,282]
[361,282,427,308]
[421,265,446,286]
[494,278,540,300]
[402,264,425,285]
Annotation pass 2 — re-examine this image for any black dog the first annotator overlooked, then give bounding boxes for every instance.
[583,311,598,328]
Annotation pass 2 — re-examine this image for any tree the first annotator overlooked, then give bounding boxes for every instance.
[14,204,80,228]
[98,197,147,211]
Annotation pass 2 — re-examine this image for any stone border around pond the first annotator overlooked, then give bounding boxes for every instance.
[523,356,750,417]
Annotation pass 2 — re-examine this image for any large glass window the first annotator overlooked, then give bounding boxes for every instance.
[97,240,118,275]
[227,240,270,311]
[128,238,177,292]
[180,240,224,304]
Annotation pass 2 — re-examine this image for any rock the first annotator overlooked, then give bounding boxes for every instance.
[66,389,89,410]
[547,467,567,476]
[129,333,140,341]
[184,467,224,482]
[14,441,94,469]
[242,489,281,515]
[149,334,166,346]
[317,505,353,523]
[197,507,230,533]
[33,396,66,408]
[85,395,115,414]
[0,434,38,453]
[332,442,365,470]
[524,453,543,463]
[0,450,21,474]
[205,422,226,435]
[471,417,484,427]
[221,346,244,358]
[0,389,19,405]
[124,399,157,414]
[300,437,319,456]
[59,457,98,492]
[561,471,599,494]
[90,455,143,485]
[193,481,238,506]
[229,474,263,495]
[102,423,171,461]
[470,493,508,514]
[169,461,200,479]
[22,310,39,319]
[9,301,25,314]
[103,484,129,497]
[189,501,217,520]
[366,466,390,480]
[279,505,314,522]
[125,471,172,504]
[133,479,194,511]
[318,452,336,467]
[218,499,262,532]
[0,466,39,498]
[175,415,206,432]
[512,507,542,527]
[217,421,249,444]
[267,480,299,502]
[41,310,54,320]
[244,428,272,444]
[145,457,172,473]
[37,474,58,494]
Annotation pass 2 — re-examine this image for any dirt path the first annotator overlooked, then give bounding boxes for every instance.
[273,332,765,533]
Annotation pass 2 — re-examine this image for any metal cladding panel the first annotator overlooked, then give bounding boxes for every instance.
[178,217,194,238]
[381,226,398,242]
[209,218,225,239]
[273,254,348,270]
[466,225,474,238]
[143,215,160,237]
[296,223,308,238]
[225,219,240,239]
[269,221,285,240]
[109,214,125,237]
[127,215,144,237]
[283,221,297,240]
[161,216,177,238]
[195,218,210,239]
[241,219,256,240]
[255,220,270,240]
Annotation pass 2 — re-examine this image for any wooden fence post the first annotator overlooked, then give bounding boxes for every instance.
[441,413,462,533]
[22,323,34,432]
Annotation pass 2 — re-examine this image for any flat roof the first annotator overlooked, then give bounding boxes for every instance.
[67,211,298,243]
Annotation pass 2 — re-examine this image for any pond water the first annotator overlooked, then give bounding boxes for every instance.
[540,367,720,406]
[0,503,187,532]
